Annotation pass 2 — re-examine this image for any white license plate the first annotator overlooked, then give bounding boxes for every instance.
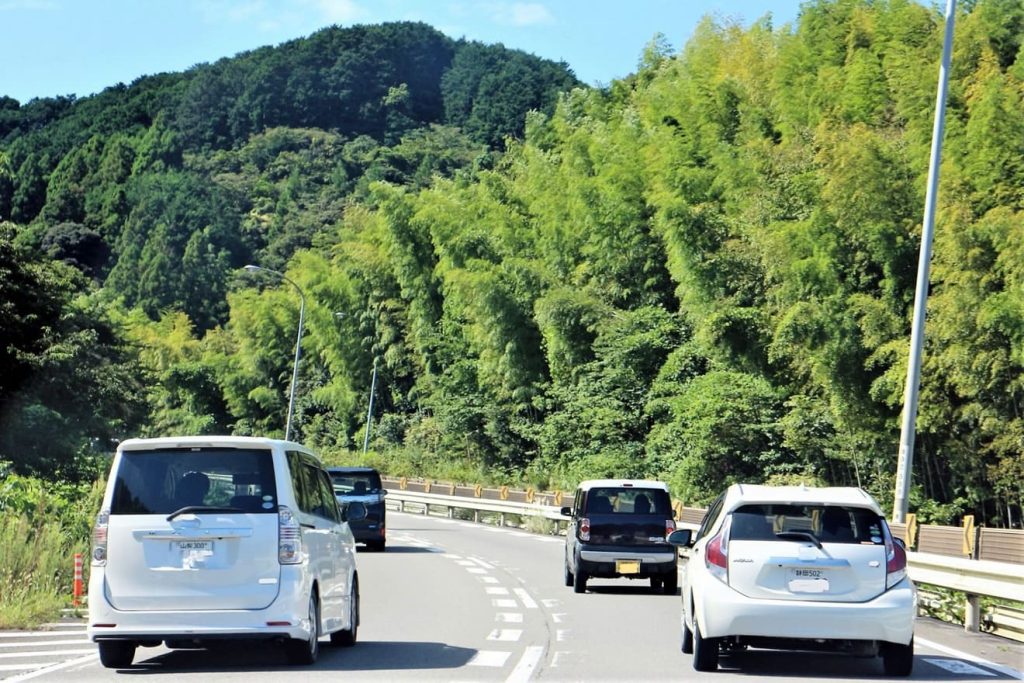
[177,541,213,552]
[788,568,828,592]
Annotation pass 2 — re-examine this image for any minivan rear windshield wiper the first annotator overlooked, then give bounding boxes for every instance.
[167,506,243,521]
[775,530,823,549]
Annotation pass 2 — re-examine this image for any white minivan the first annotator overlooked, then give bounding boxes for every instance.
[88,436,364,668]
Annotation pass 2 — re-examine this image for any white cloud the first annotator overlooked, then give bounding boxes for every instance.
[311,0,369,24]
[504,2,552,27]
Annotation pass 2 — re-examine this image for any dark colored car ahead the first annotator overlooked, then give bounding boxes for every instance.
[328,467,387,551]
[561,479,678,594]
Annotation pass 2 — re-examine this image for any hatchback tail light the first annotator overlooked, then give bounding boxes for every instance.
[91,509,109,566]
[278,505,303,564]
[884,523,907,589]
[705,530,729,582]
[664,518,676,541]
[579,517,591,542]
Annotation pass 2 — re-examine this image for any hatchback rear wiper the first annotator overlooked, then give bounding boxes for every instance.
[167,506,243,521]
[775,530,823,549]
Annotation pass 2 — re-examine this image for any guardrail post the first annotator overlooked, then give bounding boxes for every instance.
[500,512,506,527]
[965,594,981,632]
[448,505,454,519]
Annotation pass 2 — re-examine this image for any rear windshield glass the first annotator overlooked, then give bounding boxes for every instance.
[110,448,277,514]
[730,504,885,545]
[585,488,671,515]
[330,471,382,495]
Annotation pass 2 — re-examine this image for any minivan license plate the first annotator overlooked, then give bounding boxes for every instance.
[616,560,641,574]
[177,541,212,552]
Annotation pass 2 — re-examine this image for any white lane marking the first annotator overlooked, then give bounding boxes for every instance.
[917,636,1022,679]
[492,598,517,608]
[469,650,511,667]
[923,658,996,676]
[0,639,89,649]
[533,537,563,543]
[480,576,500,584]
[466,567,488,574]
[456,560,476,566]
[541,599,561,608]
[506,645,544,682]
[0,649,96,660]
[512,588,538,609]
[443,553,463,560]
[486,587,510,595]
[486,629,523,642]
[550,651,570,668]
[551,613,566,623]
[0,630,87,639]
[556,629,570,642]
[4,652,98,682]
[496,613,523,623]
[470,557,495,570]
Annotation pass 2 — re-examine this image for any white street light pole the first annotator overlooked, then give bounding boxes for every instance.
[363,357,378,453]
[893,0,956,523]
[244,265,306,442]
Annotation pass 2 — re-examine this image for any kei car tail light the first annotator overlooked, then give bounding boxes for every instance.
[579,517,591,542]
[278,505,303,564]
[705,524,729,583]
[91,509,109,566]
[665,518,676,541]
[884,523,907,589]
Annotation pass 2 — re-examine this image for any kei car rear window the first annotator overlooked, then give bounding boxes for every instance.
[585,488,671,515]
[730,504,885,544]
[110,448,277,515]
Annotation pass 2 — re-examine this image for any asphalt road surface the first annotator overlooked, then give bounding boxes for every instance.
[3,510,1022,681]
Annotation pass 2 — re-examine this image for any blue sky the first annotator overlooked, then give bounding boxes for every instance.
[1,0,804,104]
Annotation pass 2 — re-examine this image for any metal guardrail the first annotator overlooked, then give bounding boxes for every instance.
[384,482,1024,641]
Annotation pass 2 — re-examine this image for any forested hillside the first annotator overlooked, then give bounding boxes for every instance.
[1,2,1022,528]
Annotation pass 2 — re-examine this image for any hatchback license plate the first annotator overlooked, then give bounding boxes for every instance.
[616,560,641,574]
[788,568,829,592]
[177,541,213,552]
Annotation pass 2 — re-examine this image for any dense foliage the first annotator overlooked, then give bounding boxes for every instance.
[1,3,1022,528]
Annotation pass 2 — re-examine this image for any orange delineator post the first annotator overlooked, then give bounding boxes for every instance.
[73,553,83,607]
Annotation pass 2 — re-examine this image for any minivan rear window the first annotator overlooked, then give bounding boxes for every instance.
[730,504,885,545]
[585,488,671,515]
[330,471,383,495]
[110,448,277,515]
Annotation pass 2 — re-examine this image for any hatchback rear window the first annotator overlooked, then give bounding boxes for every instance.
[110,448,277,515]
[585,488,672,515]
[730,504,885,545]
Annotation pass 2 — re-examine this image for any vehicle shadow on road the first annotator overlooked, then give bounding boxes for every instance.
[715,650,1014,680]
[584,583,678,597]
[119,640,476,673]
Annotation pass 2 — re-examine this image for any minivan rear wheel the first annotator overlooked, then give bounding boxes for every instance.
[98,641,136,668]
[331,577,359,646]
[692,617,719,672]
[286,591,320,665]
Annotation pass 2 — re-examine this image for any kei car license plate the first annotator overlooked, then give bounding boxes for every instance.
[616,560,641,574]
[788,567,828,592]
[177,541,213,552]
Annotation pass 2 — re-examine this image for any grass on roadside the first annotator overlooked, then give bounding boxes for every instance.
[0,514,84,629]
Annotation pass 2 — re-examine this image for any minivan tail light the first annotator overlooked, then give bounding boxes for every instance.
[884,524,907,589]
[705,523,729,583]
[91,509,109,566]
[579,517,591,542]
[278,505,303,564]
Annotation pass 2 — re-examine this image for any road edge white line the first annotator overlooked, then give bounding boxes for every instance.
[916,636,1023,679]
[5,652,98,682]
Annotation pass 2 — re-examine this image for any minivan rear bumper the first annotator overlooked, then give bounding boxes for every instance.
[87,566,316,643]
[695,575,917,645]
[579,545,677,578]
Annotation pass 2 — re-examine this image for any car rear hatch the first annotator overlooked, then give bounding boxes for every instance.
[584,487,674,547]
[103,446,282,611]
[723,504,890,602]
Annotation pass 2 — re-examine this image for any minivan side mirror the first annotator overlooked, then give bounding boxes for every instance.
[667,529,693,547]
[560,506,573,517]
[343,501,367,522]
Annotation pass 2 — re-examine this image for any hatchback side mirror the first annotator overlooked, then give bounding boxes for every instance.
[560,506,573,517]
[667,529,693,547]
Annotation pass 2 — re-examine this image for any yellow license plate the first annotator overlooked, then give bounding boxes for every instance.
[616,560,641,574]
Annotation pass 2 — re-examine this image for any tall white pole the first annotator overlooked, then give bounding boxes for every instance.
[362,358,377,453]
[244,265,306,442]
[893,0,956,523]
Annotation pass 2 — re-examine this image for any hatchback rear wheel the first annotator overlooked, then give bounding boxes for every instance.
[692,617,719,672]
[573,568,588,593]
[98,641,136,668]
[881,637,914,676]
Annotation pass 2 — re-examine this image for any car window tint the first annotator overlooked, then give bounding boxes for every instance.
[110,448,276,514]
[315,469,341,522]
[287,451,311,513]
[731,504,884,544]
[584,488,671,514]
[695,494,725,542]
[330,472,381,494]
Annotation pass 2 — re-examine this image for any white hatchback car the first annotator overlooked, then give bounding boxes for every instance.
[669,484,916,676]
[88,436,364,668]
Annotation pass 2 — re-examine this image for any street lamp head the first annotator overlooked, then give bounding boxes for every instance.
[243,264,261,273]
